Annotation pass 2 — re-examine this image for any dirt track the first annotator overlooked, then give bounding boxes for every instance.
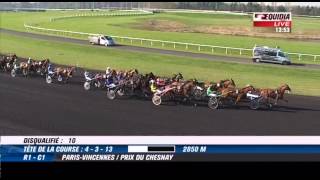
[1,69,320,135]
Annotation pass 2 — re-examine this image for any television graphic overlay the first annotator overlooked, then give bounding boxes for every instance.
[3,136,320,163]
[253,12,292,33]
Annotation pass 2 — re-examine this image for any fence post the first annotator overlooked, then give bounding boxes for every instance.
[225,48,228,54]
[151,41,153,46]
[186,44,188,50]
[131,39,133,44]
[299,54,301,61]
[174,43,176,49]
[212,47,214,53]
[162,42,164,47]
[314,55,317,62]
[198,45,201,51]
[240,49,242,55]
[141,39,143,45]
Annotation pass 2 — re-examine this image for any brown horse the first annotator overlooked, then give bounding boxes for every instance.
[126,69,139,78]
[215,84,256,105]
[171,73,184,82]
[216,78,236,89]
[55,66,76,81]
[19,61,30,76]
[168,79,197,101]
[258,84,291,105]
[36,58,50,74]
[235,85,256,104]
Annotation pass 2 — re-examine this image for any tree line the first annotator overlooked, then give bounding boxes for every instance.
[1,2,320,16]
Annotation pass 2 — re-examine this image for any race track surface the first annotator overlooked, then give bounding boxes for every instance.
[1,28,320,70]
[1,71,320,135]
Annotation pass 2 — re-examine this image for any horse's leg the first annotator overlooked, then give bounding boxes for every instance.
[235,94,242,105]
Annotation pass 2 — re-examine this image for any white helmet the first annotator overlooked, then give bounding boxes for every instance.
[107,67,111,71]
[150,79,155,84]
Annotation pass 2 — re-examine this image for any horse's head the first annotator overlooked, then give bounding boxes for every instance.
[11,54,17,61]
[146,72,155,81]
[241,84,255,93]
[279,84,291,94]
[43,59,50,66]
[67,67,76,77]
[177,73,183,81]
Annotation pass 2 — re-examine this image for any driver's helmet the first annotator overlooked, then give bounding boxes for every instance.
[84,71,90,77]
[149,79,155,84]
[106,67,111,74]
[27,57,32,64]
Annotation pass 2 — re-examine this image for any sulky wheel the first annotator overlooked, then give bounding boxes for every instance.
[208,96,219,110]
[193,88,203,101]
[46,75,53,84]
[152,94,162,106]
[107,89,116,100]
[116,88,125,97]
[84,82,91,91]
[249,98,260,110]
[10,69,16,77]
[57,75,63,82]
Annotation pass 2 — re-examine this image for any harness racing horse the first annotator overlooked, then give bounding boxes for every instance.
[219,84,256,105]
[216,78,236,89]
[0,54,17,72]
[33,58,50,75]
[171,73,184,82]
[55,66,76,83]
[170,79,198,104]
[18,61,30,76]
[258,84,291,106]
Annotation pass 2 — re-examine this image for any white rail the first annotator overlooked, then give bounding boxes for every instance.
[50,11,153,22]
[24,24,319,62]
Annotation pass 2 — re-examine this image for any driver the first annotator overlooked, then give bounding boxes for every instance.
[150,79,162,94]
[13,59,19,69]
[84,71,92,81]
[47,64,54,75]
[206,84,216,96]
[105,74,114,87]
[105,67,111,76]
[27,57,32,65]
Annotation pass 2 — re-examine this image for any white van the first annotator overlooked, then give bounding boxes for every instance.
[89,35,115,46]
[252,46,291,65]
